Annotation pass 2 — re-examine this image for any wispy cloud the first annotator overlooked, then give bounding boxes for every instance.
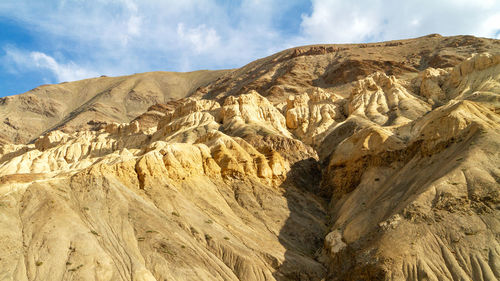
[177,23,221,54]
[300,1,378,43]
[3,46,98,82]
[0,0,297,76]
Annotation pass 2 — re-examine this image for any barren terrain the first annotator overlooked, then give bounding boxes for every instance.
[0,34,499,281]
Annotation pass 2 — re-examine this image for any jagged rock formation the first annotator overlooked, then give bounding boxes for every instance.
[0,35,499,281]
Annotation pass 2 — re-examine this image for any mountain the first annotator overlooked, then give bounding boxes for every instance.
[0,34,499,281]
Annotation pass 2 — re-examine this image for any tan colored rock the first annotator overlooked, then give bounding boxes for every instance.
[450,52,500,87]
[197,131,289,184]
[285,87,344,145]
[418,67,449,102]
[160,142,221,181]
[349,72,430,126]
[0,37,500,281]
[103,121,140,135]
[0,70,228,144]
[320,94,500,279]
[34,130,69,151]
[220,90,292,138]
[158,98,220,127]
[153,111,220,143]
[446,53,500,113]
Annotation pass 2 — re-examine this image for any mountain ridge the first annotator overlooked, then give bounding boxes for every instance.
[1,34,499,145]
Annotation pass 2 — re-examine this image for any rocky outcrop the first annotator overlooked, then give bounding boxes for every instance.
[284,87,345,146]
[0,88,326,280]
[220,90,292,138]
[318,57,500,280]
[417,67,449,103]
[349,72,430,126]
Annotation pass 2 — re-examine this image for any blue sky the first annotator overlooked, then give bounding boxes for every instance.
[0,0,499,97]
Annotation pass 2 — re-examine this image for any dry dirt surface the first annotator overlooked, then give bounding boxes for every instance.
[0,34,499,281]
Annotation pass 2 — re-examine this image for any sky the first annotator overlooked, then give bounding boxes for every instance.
[0,0,499,97]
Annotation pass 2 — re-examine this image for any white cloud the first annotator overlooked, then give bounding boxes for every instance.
[477,13,500,39]
[0,1,298,69]
[177,23,220,54]
[300,0,379,43]
[3,47,98,82]
[300,0,500,43]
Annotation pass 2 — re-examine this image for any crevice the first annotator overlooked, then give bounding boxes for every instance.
[273,156,328,280]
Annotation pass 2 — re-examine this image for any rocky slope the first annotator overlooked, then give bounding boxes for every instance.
[0,35,499,281]
[0,70,229,144]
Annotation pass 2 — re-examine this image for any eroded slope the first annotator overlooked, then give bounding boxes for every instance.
[0,70,228,144]
[0,37,499,281]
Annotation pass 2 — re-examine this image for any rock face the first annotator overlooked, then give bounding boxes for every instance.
[0,35,499,281]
